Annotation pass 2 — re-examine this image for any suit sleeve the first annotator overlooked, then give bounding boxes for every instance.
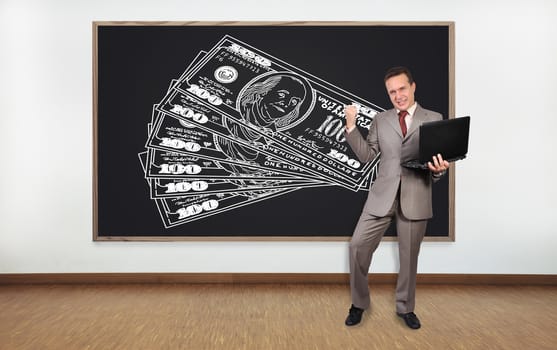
[431,170,446,183]
[344,119,379,164]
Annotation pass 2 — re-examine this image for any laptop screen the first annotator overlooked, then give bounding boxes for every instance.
[419,116,470,163]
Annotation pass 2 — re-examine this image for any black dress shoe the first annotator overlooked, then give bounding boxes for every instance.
[397,312,421,329]
[345,304,364,326]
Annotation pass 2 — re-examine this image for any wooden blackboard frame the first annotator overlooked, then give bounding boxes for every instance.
[93,21,455,241]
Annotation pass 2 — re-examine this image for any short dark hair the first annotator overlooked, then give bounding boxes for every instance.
[384,66,414,85]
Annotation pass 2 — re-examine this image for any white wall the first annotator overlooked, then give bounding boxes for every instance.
[1,0,556,274]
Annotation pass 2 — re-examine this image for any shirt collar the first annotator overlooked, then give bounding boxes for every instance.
[397,102,417,117]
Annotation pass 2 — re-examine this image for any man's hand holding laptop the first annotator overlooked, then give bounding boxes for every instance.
[428,154,449,174]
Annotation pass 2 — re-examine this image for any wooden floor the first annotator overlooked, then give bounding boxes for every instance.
[0,283,556,349]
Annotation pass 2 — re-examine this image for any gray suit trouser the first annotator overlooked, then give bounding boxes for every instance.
[349,195,427,314]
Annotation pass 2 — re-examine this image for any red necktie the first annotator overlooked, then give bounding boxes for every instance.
[398,110,408,137]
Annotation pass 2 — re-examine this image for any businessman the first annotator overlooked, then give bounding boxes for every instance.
[343,66,449,329]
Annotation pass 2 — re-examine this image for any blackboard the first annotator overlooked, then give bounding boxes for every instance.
[93,21,455,241]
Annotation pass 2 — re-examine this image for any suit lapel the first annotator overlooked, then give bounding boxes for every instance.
[406,104,425,139]
[387,109,404,138]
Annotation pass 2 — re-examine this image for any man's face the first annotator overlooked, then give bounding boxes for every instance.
[385,73,416,112]
[261,78,303,119]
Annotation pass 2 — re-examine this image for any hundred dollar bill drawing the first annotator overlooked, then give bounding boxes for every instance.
[146,103,308,181]
[155,189,297,228]
[156,87,354,188]
[164,35,383,189]
[145,148,307,181]
[140,77,329,225]
[138,152,308,227]
[147,107,328,182]
[139,151,325,199]
[149,78,329,183]
[139,40,383,228]
[144,110,326,193]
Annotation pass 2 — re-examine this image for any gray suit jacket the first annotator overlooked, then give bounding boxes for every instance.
[345,104,443,220]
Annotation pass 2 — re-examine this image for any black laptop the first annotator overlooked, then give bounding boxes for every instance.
[402,116,470,169]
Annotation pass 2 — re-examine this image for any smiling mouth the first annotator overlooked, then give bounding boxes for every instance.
[269,103,285,113]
